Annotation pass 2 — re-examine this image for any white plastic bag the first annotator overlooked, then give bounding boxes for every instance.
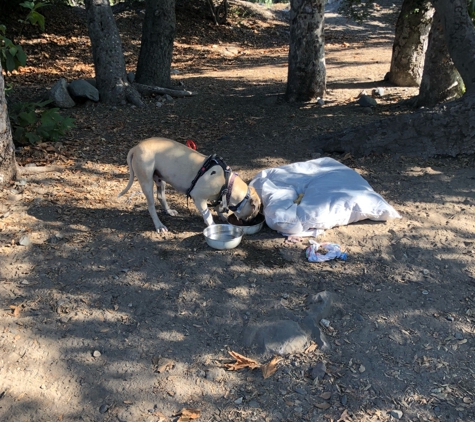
[250,157,401,236]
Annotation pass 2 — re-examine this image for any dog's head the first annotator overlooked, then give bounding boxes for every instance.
[233,186,261,222]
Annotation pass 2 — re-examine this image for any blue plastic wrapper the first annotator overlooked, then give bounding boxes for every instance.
[306,241,347,263]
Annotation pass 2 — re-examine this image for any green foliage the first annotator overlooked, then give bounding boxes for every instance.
[469,0,475,21]
[0,0,46,73]
[338,0,376,23]
[9,100,75,145]
[19,1,47,31]
[0,26,27,72]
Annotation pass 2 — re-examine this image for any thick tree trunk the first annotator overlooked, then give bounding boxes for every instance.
[433,0,475,94]
[387,0,433,87]
[416,10,464,107]
[317,93,475,158]
[285,0,326,103]
[136,0,176,88]
[0,63,18,184]
[316,0,475,159]
[84,0,143,106]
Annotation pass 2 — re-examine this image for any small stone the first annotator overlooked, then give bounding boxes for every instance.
[234,397,243,404]
[320,318,330,328]
[317,97,325,106]
[309,361,326,380]
[446,315,454,321]
[340,394,348,406]
[389,409,403,419]
[21,280,30,285]
[99,404,109,414]
[422,290,429,295]
[357,95,378,107]
[19,235,31,246]
[248,400,260,408]
[455,332,464,340]
[93,350,102,357]
[422,269,430,275]
[294,387,307,395]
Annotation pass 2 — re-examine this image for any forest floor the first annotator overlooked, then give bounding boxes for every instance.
[1,1,475,422]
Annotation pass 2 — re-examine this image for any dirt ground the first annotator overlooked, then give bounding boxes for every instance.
[1,1,475,421]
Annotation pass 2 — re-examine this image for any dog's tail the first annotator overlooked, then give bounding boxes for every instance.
[117,149,135,198]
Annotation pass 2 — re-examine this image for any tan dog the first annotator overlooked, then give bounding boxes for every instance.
[118,137,261,232]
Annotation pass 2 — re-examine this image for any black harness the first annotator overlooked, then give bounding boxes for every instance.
[186,154,232,209]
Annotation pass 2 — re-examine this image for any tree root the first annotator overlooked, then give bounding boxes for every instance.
[133,83,197,98]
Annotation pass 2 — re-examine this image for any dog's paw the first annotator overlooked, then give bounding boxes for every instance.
[156,226,169,233]
[167,209,179,217]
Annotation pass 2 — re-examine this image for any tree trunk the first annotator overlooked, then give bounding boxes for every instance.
[416,10,464,107]
[285,0,326,103]
[433,0,475,94]
[316,0,475,158]
[387,0,433,87]
[84,0,143,106]
[135,0,176,88]
[0,62,18,185]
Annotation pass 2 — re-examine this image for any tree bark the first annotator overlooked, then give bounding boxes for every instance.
[416,10,464,107]
[316,0,475,159]
[0,62,18,184]
[84,0,143,106]
[285,0,326,103]
[136,0,176,88]
[433,0,475,94]
[387,0,433,87]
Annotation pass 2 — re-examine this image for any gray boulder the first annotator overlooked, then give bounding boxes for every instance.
[67,79,100,102]
[49,78,75,109]
[358,95,378,107]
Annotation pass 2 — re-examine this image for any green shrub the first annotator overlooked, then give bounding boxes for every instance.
[9,100,75,145]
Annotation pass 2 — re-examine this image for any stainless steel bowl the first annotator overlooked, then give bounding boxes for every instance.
[227,213,265,235]
[203,224,244,250]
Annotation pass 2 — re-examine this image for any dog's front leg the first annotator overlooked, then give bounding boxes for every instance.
[216,206,229,223]
[193,198,215,226]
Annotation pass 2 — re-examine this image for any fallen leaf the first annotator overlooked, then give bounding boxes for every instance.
[320,392,332,400]
[177,408,201,421]
[261,356,283,379]
[224,351,260,371]
[304,343,317,354]
[315,402,331,409]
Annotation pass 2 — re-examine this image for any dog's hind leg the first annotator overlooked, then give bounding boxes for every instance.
[154,173,178,217]
[138,176,168,233]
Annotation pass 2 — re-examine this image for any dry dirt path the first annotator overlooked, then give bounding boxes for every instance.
[1,2,475,422]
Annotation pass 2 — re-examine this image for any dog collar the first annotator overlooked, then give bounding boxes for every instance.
[229,187,250,214]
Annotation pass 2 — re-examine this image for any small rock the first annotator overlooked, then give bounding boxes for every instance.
[156,102,163,108]
[320,319,330,328]
[49,78,76,109]
[340,394,348,406]
[446,315,454,321]
[234,397,243,404]
[19,235,31,246]
[99,404,109,414]
[389,409,403,419]
[309,361,326,380]
[127,71,135,83]
[248,400,260,408]
[317,97,325,106]
[294,387,307,395]
[93,350,102,357]
[68,79,100,102]
[21,280,30,285]
[422,290,429,295]
[358,95,378,107]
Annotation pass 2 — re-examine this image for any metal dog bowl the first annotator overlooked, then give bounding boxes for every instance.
[203,224,244,250]
[227,213,265,235]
